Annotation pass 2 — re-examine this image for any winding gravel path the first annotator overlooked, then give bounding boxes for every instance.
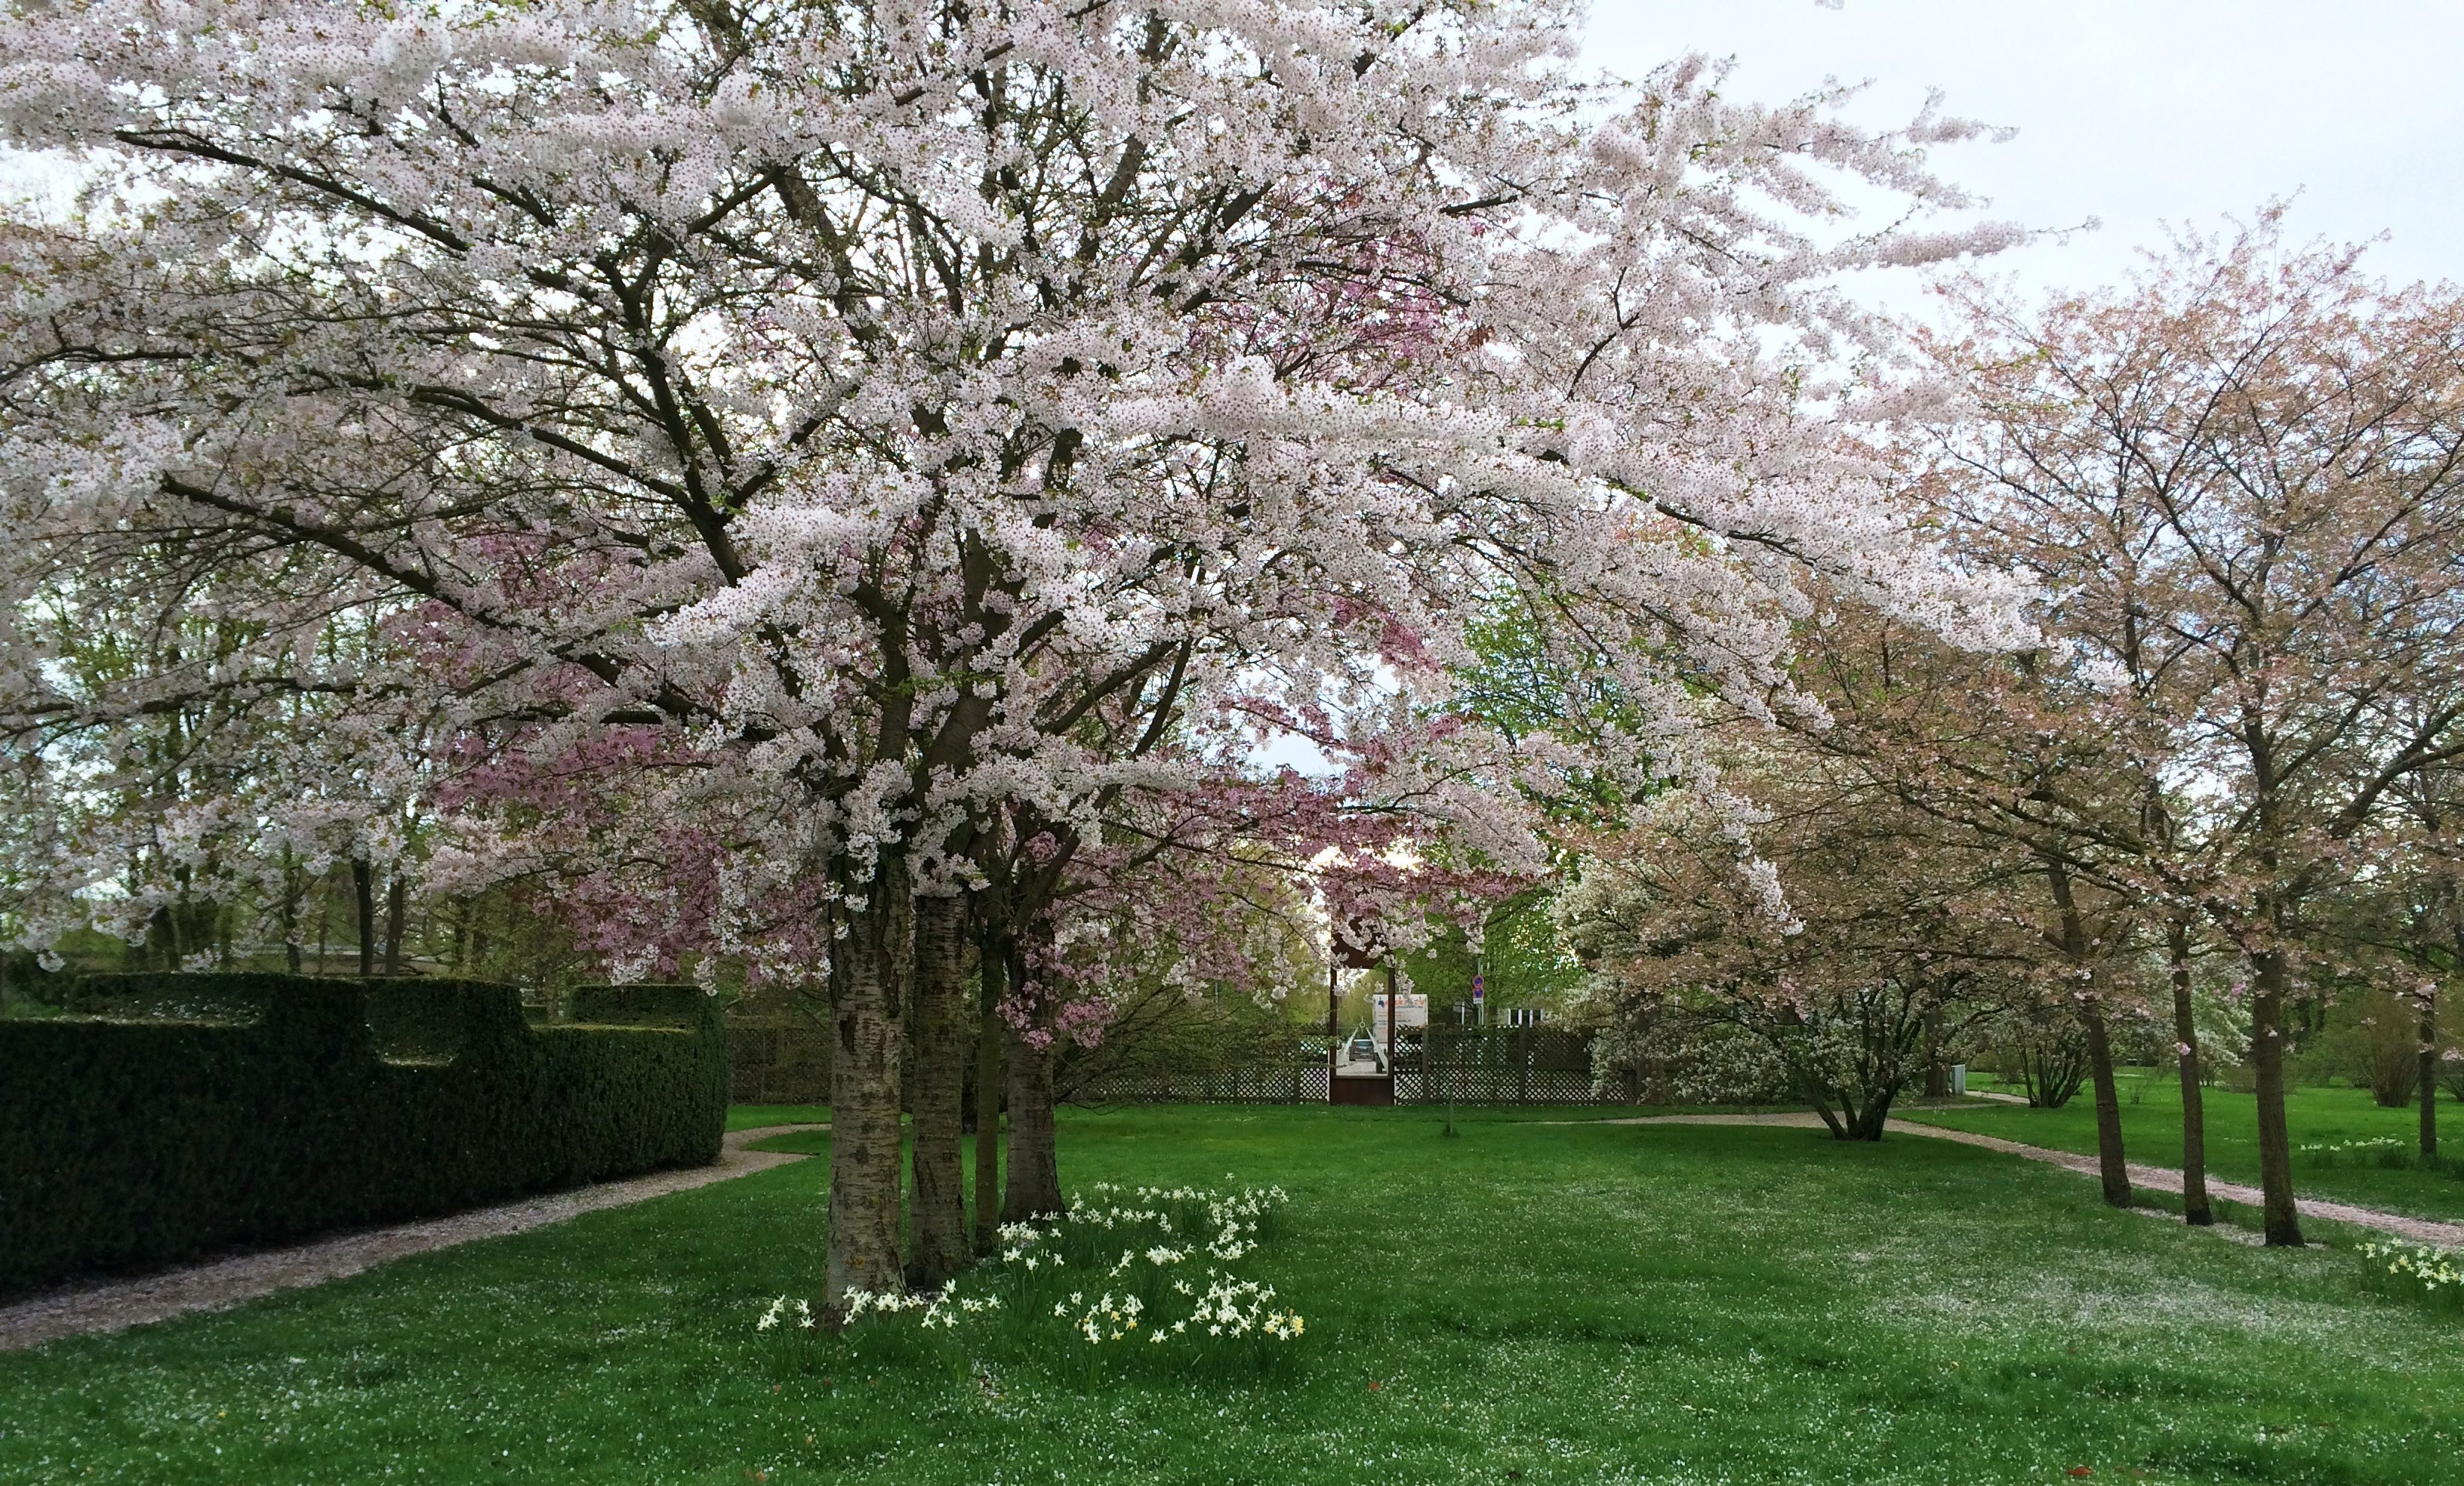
[0,1123,826,1353]
[1594,1111,2464,1248]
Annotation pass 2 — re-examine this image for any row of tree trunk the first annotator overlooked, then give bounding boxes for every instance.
[2066,920,2439,1243]
[825,873,1070,1315]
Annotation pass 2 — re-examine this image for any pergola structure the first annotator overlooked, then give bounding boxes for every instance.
[1328,922,1397,1106]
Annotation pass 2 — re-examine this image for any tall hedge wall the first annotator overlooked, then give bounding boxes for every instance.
[0,974,725,1294]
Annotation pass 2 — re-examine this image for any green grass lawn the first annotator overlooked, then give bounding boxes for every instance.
[1903,1072,2464,1222]
[4,1106,2459,1485]
[727,1104,832,1131]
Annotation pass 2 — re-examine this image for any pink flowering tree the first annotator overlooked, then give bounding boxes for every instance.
[2,0,2022,1306]
[1917,219,2464,1244]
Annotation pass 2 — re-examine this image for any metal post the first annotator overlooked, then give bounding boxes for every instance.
[1327,958,1338,1101]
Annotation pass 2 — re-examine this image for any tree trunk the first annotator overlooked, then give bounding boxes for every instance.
[2249,950,2304,1245]
[2079,995,2131,1208]
[1800,1072,1850,1140]
[905,894,970,1291]
[351,857,376,977]
[2038,859,2127,1202]
[2422,991,2440,1158]
[2167,920,2212,1225]
[1923,1005,1948,1098]
[1000,1025,1063,1220]
[281,847,303,975]
[825,857,912,1315]
[383,872,406,975]
[972,928,1008,1252]
[1644,1051,1671,1107]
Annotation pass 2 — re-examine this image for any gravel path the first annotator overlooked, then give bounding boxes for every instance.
[1595,1112,2464,1248]
[0,1123,826,1353]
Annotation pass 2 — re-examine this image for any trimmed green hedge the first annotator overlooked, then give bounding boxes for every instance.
[1,974,725,1294]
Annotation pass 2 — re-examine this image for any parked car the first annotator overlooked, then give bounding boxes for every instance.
[1345,1034,1379,1065]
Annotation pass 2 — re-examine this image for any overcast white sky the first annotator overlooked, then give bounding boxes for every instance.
[12,2,2450,306]
[1584,0,2464,314]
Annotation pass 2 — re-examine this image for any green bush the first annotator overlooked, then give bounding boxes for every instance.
[569,983,711,1029]
[0,974,725,1294]
[2318,989,2424,1107]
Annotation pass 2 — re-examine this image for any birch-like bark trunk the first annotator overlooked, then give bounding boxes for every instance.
[825,855,913,1315]
[905,893,970,1291]
[972,931,1007,1251]
[1001,1026,1064,1220]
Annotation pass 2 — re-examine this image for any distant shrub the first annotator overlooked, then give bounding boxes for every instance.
[2299,1137,2464,1182]
[2299,1137,2410,1168]
[2319,990,2424,1108]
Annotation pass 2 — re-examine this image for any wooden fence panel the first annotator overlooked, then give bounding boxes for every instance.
[718,1020,1630,1109]
[1066,1029,1629,1107]
[1073,1064,1332,1106]
[726,1020,833,1104]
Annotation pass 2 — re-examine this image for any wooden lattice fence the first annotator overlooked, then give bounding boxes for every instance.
[718,1018,1631,1108]
[1070,1064,1335,1105]
[726,1018,833,1104]
[1072,1026,1631,1106]
[1400,1025,1629,1105]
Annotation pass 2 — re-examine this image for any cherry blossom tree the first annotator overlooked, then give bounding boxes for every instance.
[1922,217,2464,1244]
[1778,605,2160,1196]
[2336,739,2464,1158]
[971,700,1543,1234]
[2,0,2021,1305]
[1563,748,2023,1142]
